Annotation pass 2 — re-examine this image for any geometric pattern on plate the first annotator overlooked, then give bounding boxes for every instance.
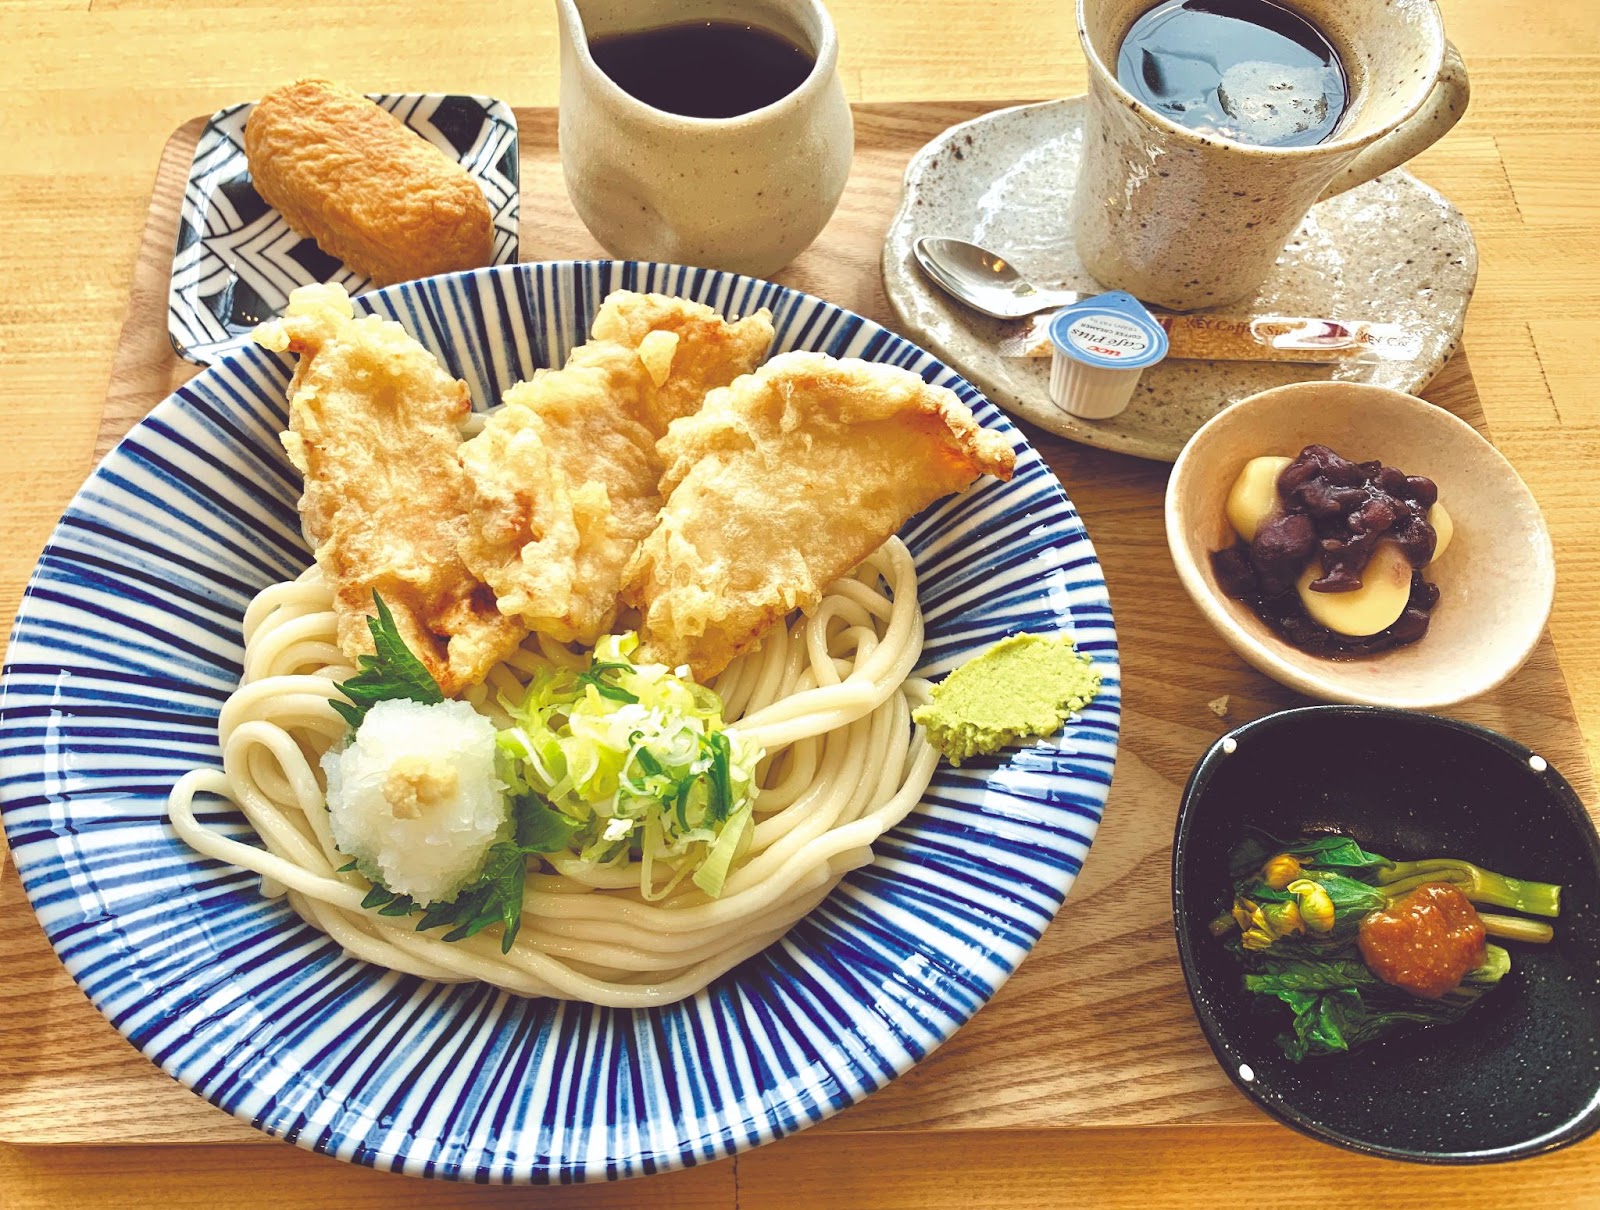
[0,261,1119,1182]
[169,93,520,366]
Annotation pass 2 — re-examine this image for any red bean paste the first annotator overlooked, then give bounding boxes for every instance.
[1358,883,1487,1000]
[1209,445,1440,658]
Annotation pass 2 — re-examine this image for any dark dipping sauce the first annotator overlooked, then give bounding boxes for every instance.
[1211,444,1440,658]
[1358,883,1487,1000]
[589,21,815,119]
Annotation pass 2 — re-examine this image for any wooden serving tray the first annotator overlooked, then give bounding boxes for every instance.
[1,103,1593,1146]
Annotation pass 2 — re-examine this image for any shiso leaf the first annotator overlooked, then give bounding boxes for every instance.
[377,894,415,918]
[514,793,583,853]
[346,794,578,954]
[331,593,444,729]
[361,882,398,911]
[440,843,527,948]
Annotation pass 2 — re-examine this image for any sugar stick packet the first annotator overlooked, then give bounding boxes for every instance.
[997,308,1421,365]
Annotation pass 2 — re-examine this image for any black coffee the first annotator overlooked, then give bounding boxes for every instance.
[589,21,815,120]
[1116,0,1348,148]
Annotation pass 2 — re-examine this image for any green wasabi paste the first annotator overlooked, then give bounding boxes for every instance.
[913,633,1101,765]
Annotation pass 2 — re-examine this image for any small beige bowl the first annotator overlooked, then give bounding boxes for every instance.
[1166,381,1554,709]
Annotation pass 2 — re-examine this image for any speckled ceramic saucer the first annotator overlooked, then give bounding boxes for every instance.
[881,98,1478,462]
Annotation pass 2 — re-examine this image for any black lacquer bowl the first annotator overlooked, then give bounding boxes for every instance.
[1174,705,1600,1163]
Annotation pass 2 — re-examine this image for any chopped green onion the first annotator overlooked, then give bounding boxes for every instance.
[495,632,763,897]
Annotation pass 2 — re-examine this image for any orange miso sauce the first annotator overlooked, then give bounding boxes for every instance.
[1358,883,1487,999]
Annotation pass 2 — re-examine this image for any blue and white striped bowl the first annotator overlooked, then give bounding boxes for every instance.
[0,262,1120,1182]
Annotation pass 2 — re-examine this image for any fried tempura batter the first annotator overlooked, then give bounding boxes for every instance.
[458,292,772,643]
[623,353,1017,679]
[254,283,524,695]
[245,80,494,287]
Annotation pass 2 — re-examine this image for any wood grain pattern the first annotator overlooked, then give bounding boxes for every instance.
[3,0,1599,1200]
[6,1124,1600,1209]
[2,103,1593,1156]
[0,1139,737,1206]
[736,1127,1600,1207]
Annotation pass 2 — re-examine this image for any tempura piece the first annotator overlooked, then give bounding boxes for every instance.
[585,291,773,432]
[254,283,524,695]
[623,352,1017,679]
[458,291,773,643]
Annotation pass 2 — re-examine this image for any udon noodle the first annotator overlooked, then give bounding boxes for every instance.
[168,537,937,1008]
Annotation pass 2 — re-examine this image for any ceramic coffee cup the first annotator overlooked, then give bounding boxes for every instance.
[1072,0,1469,311]
[555,0,853,277]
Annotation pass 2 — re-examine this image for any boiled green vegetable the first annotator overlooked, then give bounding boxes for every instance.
[1215,833,1560,1060]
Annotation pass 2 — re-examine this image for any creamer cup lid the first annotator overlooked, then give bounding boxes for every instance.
[1047,290,1169,371]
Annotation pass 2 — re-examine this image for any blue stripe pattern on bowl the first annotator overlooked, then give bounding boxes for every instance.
[0,261,1120,1182]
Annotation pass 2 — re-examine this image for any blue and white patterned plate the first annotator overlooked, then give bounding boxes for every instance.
[1,262,1120,1183]
[169,93,520,366]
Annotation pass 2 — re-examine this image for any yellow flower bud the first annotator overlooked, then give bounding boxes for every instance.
[1240,929,1274,951]
[1261,900,1304,937]
[1232,898,1256,932]
[1288,878,1336,932]
[1261,853,1303,890]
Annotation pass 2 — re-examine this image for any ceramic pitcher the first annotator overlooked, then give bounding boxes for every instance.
[555,0,854,277]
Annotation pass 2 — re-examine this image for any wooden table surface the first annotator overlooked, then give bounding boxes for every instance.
[2,0,1597,1204]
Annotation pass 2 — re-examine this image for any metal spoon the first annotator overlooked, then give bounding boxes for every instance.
[913,236,1089,320]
